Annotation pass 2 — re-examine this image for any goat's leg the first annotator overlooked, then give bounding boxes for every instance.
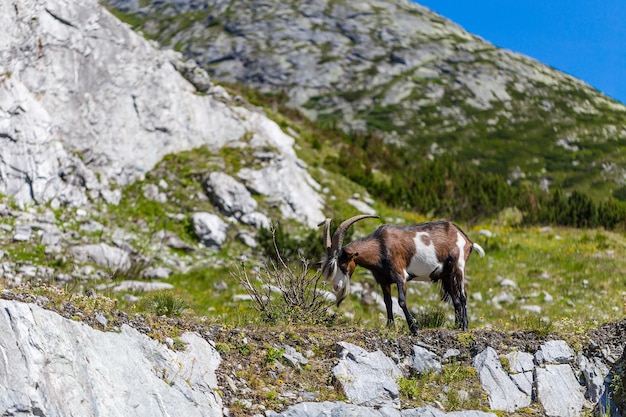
[395,277,418,335]
[457,271,468,330]
[443,272,468,331]
[380,283,395,328]
[458,287,468,330]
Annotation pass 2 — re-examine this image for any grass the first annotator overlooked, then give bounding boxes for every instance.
[138,219,626,337]
[398,364,486,411]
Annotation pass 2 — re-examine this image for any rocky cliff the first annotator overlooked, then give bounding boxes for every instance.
[1,0,323,227]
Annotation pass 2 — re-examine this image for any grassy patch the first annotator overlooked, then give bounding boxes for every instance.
[399,365,486,411]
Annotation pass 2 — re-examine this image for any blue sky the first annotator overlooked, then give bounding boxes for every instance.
[416,1,626,105]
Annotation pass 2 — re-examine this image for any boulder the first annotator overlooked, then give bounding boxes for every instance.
[473,347,531,411]
[535,364,585,417]
[204,172,258,218]
[70,243,131,271]
[333,342,402,409]
[535,340,575,364]
[409,345,442,375]
[191,212,228,248]
[577,354,609,404]
[112,280,174,292]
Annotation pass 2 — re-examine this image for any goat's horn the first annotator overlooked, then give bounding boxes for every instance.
[317,218,333,255]
[330,214,379,254]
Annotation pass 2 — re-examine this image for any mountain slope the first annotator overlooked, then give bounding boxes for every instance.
[1,0,324,227]
[104,0,626,200]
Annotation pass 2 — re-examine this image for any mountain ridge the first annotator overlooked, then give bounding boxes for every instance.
[104,0,626,201]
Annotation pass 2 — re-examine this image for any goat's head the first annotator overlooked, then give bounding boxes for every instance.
[318,214,379,306]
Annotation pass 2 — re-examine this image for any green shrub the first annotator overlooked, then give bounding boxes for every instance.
[144,290,188,317]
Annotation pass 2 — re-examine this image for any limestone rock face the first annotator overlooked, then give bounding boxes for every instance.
[1,0,324,228]
[0,74,91,207]
[0,299,222,417]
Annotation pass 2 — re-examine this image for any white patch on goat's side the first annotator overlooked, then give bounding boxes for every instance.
[456,232,467,299]
[407,232,442,281]
[456,232,467,272]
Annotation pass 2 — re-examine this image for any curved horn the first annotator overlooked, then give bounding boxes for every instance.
[330,214,379,254]
[317,218,333,256]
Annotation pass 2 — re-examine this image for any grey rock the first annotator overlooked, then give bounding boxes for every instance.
[347,197,377,216]
[204,171,258,218]
[535,364,585,417]
[282,345,308,370]
[0,299,222,416]
[499,278,517,288]
[266,401,392,417]
[409,345,442,374]
[142,267,172,279]
[267,402,497,417]
[333,341,402,408]
[156,229,195,252]
[238,160,324,229]
[12,225,32,242]
[79,219,105,233]
[70,243,131,270]
[40,228,62,247]
[113,280,174,292]
[142,183,167,203]
[237,231,258,247]
[520,305,542,314]
[509,372,533,396]
[473,347,531,411]
[213,280,228,291]
[443,348,461,363]
[191,212,228,248]
[0,73,90,208]
[578,354,609,404]
[600,347,625,417]
[239,211,270,229]
[535,340,575,364]
[505,351,535,373]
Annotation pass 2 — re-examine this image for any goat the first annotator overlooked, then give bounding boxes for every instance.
[319,214,485,334]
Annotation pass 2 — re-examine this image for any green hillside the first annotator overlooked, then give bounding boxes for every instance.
[104,0,626,208]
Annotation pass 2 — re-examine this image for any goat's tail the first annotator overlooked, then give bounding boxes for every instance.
[472,243,485,258]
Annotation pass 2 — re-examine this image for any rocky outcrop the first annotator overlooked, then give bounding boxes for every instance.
[267,402,497,417]
[0,297,624,417]
[333,341,403,409]
[0,299,222,416]
[1,0,324,228]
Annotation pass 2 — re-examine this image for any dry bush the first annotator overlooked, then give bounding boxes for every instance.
[234,227,334,326]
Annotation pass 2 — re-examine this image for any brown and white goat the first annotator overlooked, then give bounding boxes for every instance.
[319,215,485,334]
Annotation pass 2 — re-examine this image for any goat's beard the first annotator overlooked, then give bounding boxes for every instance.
[333,270,350,307]
[321,257,350,306]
